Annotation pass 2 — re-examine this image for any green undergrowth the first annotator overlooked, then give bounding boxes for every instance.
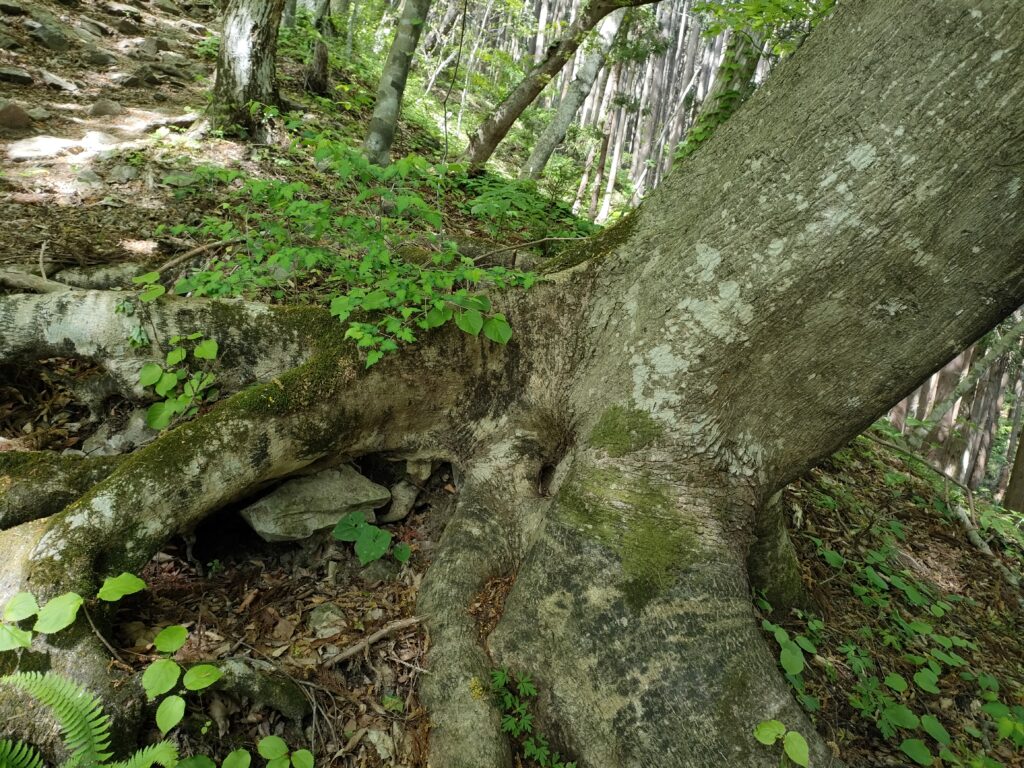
[759,428,1024,767]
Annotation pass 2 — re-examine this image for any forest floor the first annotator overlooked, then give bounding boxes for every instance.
[2,2,1024,768]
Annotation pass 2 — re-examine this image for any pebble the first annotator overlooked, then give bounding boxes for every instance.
[41,69,78,91]
[0,1,25,15]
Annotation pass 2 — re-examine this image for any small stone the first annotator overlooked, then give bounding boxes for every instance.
[153,91,167,101]
[128,64,161,85]
[107,164,138,182]
[41,69,78,91]
[76,168,103,183]
[89,98,123,116]
[26,106,49,120]
[28,22,69,51]
[116,18,141,34]
[84,47,116,66]
[307,603,346,638]
[0,1,25,15]
[136,37,158,56]
[0,65,32,85]
[0,29,18,49]
[153,0,180,13]
[80,16,113,36]
[0,100,32,129]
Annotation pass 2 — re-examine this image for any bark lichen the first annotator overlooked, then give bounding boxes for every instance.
[588,404,662,457]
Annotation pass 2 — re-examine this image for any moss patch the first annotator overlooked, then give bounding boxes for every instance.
[557,465,700,610]
[588,404,662,457]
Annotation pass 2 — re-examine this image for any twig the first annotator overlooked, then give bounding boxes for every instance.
[155,237,247,274]
[323,616,421,669]
[473,236,587,262]
[38,241,48,280]
[81,603,127,665]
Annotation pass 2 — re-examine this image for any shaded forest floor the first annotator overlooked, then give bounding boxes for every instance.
[2,3,1024,768]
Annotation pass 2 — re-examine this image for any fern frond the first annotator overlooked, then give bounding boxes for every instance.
[0,739,45,768]
[1,672,113,764]
[106,741,179,768]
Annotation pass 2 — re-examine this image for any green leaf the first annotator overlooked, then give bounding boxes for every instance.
[795,635,817,654]
[267,759,289,768]
[883,704,920,730]
[155,372,178,397]
[156,695,185,734]
[920,714,950,745]
[222,749,252,768]
[0,622,32,651]
[884,673,908,692]
[332,510,369,542]
[455,309,483,336]
[290,750,314,768]
[355,526,393,566]
[153,625,189,654]
[822,549,845,568]
[783,731,809,767]
[178,758,215,768]
[146,401,175,431]
[182,664,222,691]
[914,668,941,694]
[166,348,187,366]
[132,271,161,285]
[139,363,164,387]
[753,719,786,746]
[899,738,934,766]
[97,572,146,602]
[33,592,83,634]
[3,592,38,622]
[142,658,181,700]
[381,694,404,713]
[483,314,513,345]
[193,339,218,360]
[392,542,412,563]
[139,283,166,303]
[779,641,805,675]
[257,736,289,760]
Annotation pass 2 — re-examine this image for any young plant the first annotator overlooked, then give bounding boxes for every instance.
[331,510,411,566]
[138,333,220,430]
[754,720,810,767]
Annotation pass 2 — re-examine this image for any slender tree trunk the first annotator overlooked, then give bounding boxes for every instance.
[966,356,1010,488]
[997,360,1024,497]
[210,0,287,140]
[520,9,625,179]
[1006,429,1024,513]
[304,0,333,95]
[465,0,660,166]
[363,0,434,165]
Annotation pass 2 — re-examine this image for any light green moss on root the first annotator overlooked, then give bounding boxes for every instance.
[557,466,700,610]
[588,404,662,457]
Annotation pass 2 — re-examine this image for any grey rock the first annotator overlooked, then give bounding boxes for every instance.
[76,168,103,183]
[28,21,69,51]
[0,1,25,15]
[153,91,167,101]
[0,100,32,129]
[41,69,78,91]
[26,107,49,120]
[84,47,116,66]
[153,0,180,14]
[89,98,123,116]
[307,603,346,638]
[72,25,101,44]
[116,18,141,34]
[82,410,154,456]
[136,37,158,56]
[239,466,391,543]
[359,557,400,586]
[0,29,18,49]
[378,479,419,523]
[0,65,32,85]
[80,16,114,36]
[104,2,142,20]
[107,164,138,183]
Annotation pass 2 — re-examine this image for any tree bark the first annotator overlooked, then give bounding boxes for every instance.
[210,0,287,140]
[362,0,434,165]
[465,0,660,167]
[3,3,1024,768]
[1006,427,1024,513]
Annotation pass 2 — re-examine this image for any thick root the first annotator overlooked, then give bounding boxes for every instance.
[0,452,122,531]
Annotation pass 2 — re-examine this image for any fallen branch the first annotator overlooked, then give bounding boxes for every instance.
[155,237,247,274]
[0,269,71,293]
[323,616,421,669]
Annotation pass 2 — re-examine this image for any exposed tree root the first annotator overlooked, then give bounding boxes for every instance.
[0,452,122,530]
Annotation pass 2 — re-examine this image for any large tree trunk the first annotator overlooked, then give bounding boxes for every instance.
[210,0,287,140]
[465,0,659,167]
[3,2,1024,768]
[362,0,434,166]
